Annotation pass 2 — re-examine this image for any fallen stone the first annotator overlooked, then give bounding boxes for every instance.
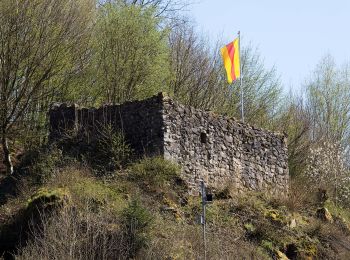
[276,250,289,260]
[289,218,297,228]
[316,207,333,223]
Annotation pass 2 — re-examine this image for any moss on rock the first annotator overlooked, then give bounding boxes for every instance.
[27,187,70,213]
[264,209,286,225]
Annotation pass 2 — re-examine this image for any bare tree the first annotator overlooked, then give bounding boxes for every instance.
[0,0,94,174]
[169,23,282,128]
[169,23,229,111]
[101,0,190,19]
[305,54,350,145]
[276,93,312,176]
[234,45,282,127]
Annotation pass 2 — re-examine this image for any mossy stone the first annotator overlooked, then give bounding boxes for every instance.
[27,187,70,214]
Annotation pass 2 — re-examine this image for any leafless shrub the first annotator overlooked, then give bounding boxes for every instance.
[280,177,317,213]
[17,204,126,260]
[16,186,154,260]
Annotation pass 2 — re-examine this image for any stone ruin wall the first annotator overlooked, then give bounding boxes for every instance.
[162,96,289,194]
[49,95,165,157]
[49,93,289,195]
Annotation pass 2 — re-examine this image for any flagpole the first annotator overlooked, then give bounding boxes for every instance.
[238,31,244,123]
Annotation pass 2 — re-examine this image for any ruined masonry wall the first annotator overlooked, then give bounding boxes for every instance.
[49,95,164,157]
[49,93,289,195]
[162,96,289,194]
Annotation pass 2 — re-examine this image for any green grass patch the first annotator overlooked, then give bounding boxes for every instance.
[43,166,127,214]
[128,157,180,188]
[325,200,350,223]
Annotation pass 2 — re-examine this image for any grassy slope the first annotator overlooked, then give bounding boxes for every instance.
[1,157,350,259]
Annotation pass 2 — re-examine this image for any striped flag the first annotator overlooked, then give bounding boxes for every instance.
[221,38,240,83]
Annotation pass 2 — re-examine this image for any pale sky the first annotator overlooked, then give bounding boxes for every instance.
[188,0,350,91]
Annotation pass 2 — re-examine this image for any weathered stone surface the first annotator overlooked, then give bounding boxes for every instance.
[289,218,297,228]
[316,207,334,223]
[49,94,165,157]
[49,93,289,195]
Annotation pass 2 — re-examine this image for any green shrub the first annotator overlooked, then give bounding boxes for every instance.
[121,198,152,258]
[93,124,131,171]
[52,124,132,173]
[68,174,125,213]
[129,157,180,187]
[260,239,275,253]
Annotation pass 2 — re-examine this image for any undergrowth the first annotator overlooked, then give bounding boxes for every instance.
[1,149,350,259]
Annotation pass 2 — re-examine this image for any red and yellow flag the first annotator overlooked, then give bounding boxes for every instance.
[221,38,240,83]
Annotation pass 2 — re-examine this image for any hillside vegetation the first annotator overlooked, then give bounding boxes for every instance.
[0,147,350,259]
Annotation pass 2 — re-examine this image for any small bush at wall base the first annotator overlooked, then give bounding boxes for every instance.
[129,157,180,187]
[54,124,132,173]
[121,198,152,259]
[93,124,132,172]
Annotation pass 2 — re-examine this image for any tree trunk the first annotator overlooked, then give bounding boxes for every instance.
[1,134,13,175]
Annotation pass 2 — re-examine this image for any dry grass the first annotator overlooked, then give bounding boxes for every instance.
[269,177,318,213]
[17,205,127,260]
[142,212,264,260]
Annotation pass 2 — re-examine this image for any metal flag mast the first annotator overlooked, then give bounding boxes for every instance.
[238,31,244,123]
[200,180,207,260]
[199,180,212,260]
